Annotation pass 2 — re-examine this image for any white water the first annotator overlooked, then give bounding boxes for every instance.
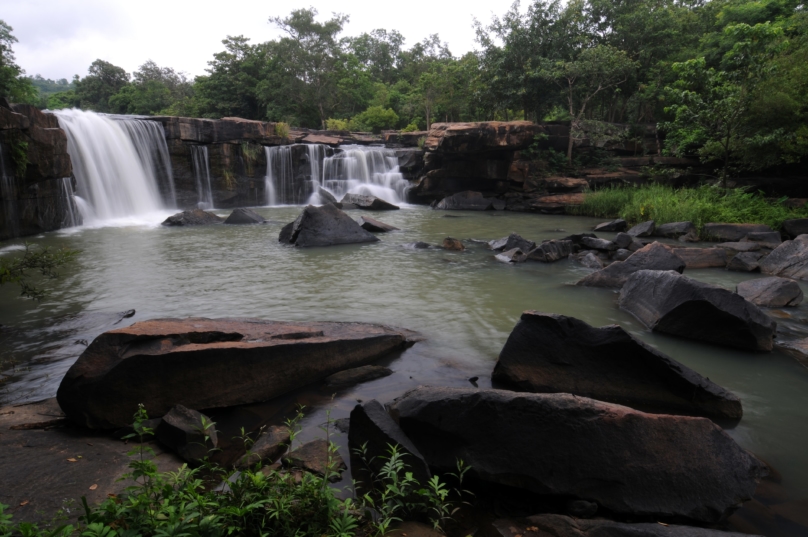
[190,145,213,209]
[60,178,81,228]
[53,109,174,225]
[264,145,294,205]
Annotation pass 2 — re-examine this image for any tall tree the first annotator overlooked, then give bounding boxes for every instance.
[74,59,130,112]
[0,20,37,103]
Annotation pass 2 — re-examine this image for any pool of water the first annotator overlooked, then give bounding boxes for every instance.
[2,206,808,512]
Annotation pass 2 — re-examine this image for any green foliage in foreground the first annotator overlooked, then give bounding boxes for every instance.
[0,406,470,537]
[0,244,77,300]
[572,184,808,234]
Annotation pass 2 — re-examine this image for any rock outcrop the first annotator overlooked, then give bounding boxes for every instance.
[577,242,685,288]
[736,277,803,307]
[161,209,223,226]
[492,311,742,420]
[618,270,776,351]
[391,387,765,523]
[56,317,417,428]
[279,204,380,247]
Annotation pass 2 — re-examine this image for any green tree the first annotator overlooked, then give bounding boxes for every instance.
[75,59,130,112]
[108,60,193,115]
[0,20,37,103]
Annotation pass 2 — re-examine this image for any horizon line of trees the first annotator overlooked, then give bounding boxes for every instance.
[1,0,807,177]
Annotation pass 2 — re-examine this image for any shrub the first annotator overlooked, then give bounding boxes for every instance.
[349,106,399,134]
[325,118,349,131]
[400,122,421,133]
[274,122,290,138]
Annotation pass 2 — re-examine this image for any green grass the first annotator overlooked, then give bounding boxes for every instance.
[571,184,808,235]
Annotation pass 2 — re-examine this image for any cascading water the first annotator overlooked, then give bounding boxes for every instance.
[0,144,19,237]
[264,145,294,205]
[53,109,175,224]
[190,145,213,209]
[60,178,81,228]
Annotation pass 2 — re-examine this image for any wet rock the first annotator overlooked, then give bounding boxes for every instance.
[656,221,697,239]
[736,277,803,308]
[612,248,632,261]
[492,514,758,537]
[317,188,339,205]
[279,204,379,247]
[442,237,465,251]
[566,500,598,518]
[614,232,633,249]
[435,191,502,210]
[618,270,776,351]
[782,219,808,239]
[161,209,222,226]
[577,242,685,288]
[727,252,764,272]
[628,220,655,237]
[324,365,392,388]
[492,311,742,420]
[57,317,417,429]
[526,240,572,263]
[495,248,527,263]
[719,241,761,253]
[775,338,808,363]
[673,247,729,268]
[340,193,399,210]
[704,223,773,242]
[580,236,617,251]
[359,216,399,232]
[577,251,603,269]
[403,242,433,249]
[237,425,291,469]
[562,233,596,246]
[223,208,265,225]
[391,387,765,524]
[348,400,431,485]
[744,231,782,249]
[759,235,808,280]
[490,233,536,252]
[283,439,346,482]
[593,219,627,232]
[155,405,218,464]
[628,240,647,251]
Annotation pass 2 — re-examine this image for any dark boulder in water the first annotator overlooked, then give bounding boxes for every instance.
[223,208,265,225]
[736,276,803,307]
[279,204,379,247]
[161,209,222,226]
[526,240,572,262]
[359,216,399,232]
[340,193,399,210]
[577,242,685,288]
[435,191,503,211]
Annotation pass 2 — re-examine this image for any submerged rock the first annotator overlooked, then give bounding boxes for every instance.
[760,235,808,280]
[435,191,503,211]
[619,270,776,351]
[493,311,742,420]
[155,405,218,464]
[161,209,222,226]
[593,219,627,232]
[442,237,465,251]
[577,242,685,288]
[736,277,803,307]
[359,216,399,232]
[57,317,417,428]
[492,515,759,537]
[526,240,572,263]
[223,208,265,225]
[391,387,765,523]
[402,242,433,249]
[279,204,379,247]
[340,193,399,210]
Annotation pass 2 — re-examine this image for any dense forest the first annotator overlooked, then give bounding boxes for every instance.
[2,0,807,178]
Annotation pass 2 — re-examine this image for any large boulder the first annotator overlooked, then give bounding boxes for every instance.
[492,515,759,537]
[673,248,728,268]
[340,193,399,211]
[435,191,503,211]
[576,242,685,288]
[161,209,222,226]
[492,311,742,420]
[627,220,655,237]
[727,252,764,272]
[279,204,379,247]
[391,387,765,523]
[223,208,265,225]
[618,270,776,351]
[56,317,417,429]
[526,240,572,263]
[782,218,808,238]
[703,223,772,242]
[736,277,803,307]
[759,235,808,280]
[155,405,218,464]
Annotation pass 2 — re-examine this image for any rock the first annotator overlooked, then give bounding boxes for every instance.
[579,236,617,251]
[628,240,646,251]
[223,208,265,225]
[612,248,632,261]
[566,500,598,518]
[577,242,686,288]
[759,235,808,280]
[628,220,655,237]
[283,439,346,482]
[161,209,222,226]
[492,514,758,537]
[155,405,218,464]
[442,237,465,251]
[237,425,291,469]
[593,219,627,232]
[492,311,742,420]
[340,193,399,211]
[318,188,339,205]
[613,232,633,249]
[488,236,509,250]
[279,204,379,247]
[782,219,808,239]
[495,248,527,263]
[423,121,544,153]
[727,252,764,272]
[562,233,596,246]
[703,223,773,242]
[391,387,765,523]
[490,233,536,252]
[743,231,782,249]
[359,216,399,232]
[618,270,776,351]
[673,248,729,268]
[577,252,603,269]
[775,338,808,363]
[736,277,803,307]
[402,241,432,249]
[526,240,572,263]
[57,317,417,429]
[435,191,502,211]
[656,221,697,239]
[348,400,431,485]
[718,241,761,253]
[324,365,393,388]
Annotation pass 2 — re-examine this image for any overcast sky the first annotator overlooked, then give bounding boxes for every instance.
[5,0,514,81]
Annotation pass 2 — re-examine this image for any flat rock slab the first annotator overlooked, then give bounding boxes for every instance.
[391,387,765,524]
[279,203,379,247]
[162,209,222,226]
[284,438,346,481]
[224,208,265,224]
[619,270,776,351]
[577,242,685,288]
[492,311,742,420]
[760,235,808,280]
[736,277,803,308]
[704,223,773,242]
[673,248,729,269]
[359,216,399,232]
[57,318,418,429]
[340,193,399,210]
[0,398,183,524]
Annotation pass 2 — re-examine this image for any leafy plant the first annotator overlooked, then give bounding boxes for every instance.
[0,243,78,300]
[274,122,290,138]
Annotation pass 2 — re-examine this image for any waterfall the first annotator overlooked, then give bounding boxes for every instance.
[60,178,81,228]
[190,145,213,209]
[264,145,294,205]
[53,109,174,224]
[0,144,19,237]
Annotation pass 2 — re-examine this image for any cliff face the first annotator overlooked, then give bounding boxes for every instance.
[0,104,74,241]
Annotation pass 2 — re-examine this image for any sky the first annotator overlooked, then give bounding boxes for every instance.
[5,0,512,82]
